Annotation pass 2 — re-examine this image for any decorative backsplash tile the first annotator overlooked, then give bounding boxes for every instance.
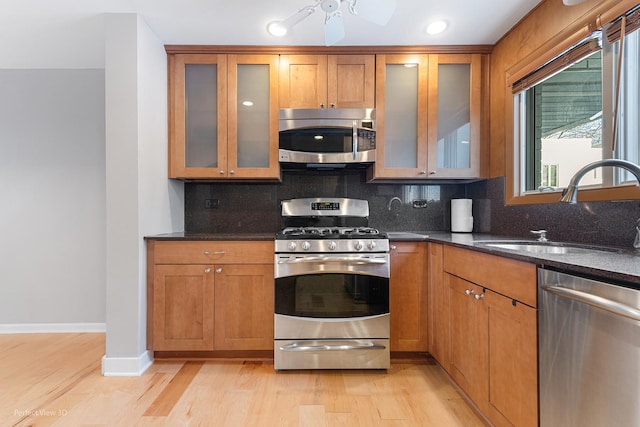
[185,171,640,249]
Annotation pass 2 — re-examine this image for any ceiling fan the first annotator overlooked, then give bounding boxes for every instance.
[267,0,397,46]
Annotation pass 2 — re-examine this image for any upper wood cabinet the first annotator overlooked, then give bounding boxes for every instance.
[369,53,484,180]
[168,53,280,180]
[279,54,375,108]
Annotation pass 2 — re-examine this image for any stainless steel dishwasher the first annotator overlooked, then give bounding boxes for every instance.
[538,268,640,427]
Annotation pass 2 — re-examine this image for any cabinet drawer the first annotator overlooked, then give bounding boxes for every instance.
[443,245,536,307]
[153,241,273,264]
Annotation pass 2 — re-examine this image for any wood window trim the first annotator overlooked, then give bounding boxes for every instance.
[504,0,640,206]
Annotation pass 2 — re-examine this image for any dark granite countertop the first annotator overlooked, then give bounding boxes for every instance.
[145,232,275,241]
[394,231,640,288]
[145,230,640,287]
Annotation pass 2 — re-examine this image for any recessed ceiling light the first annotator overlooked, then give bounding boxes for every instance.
[267,21,287,37]
[426,20,448,35]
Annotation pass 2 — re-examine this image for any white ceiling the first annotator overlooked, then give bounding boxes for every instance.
[0,0,542,68]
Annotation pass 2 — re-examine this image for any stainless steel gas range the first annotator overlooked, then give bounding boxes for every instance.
[274,198,390,370]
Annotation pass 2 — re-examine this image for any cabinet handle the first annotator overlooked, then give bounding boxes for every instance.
[390,245,397,250]
[474,293,485,300]
[203,251,226,255]
[465,289,475,295]
[204,268,211,273]
[215,268,222,273]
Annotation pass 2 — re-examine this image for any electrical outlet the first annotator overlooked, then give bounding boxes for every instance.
[412,200,428,208]
[204,199,219,209]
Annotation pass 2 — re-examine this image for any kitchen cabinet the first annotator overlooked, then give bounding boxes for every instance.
[389,241,428,352]
[369,53,484,180]
[279,54,375,108]
[147,240,274,353]
[442,245,538,427]
[168,53,280,180]
[427,243,449,369]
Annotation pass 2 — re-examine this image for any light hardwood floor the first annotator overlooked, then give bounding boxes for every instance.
[1,333,486,426]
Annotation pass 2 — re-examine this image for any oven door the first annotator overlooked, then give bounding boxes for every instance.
[274,253,389,340]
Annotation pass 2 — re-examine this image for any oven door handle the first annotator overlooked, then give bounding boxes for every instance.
[279,342,386,352]
[277,256,387,265]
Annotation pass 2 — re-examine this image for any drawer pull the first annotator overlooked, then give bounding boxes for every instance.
[203,251,226,256]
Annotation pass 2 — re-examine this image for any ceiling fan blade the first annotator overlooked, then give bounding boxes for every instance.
[324,12,345,46]
[352,0,396,26]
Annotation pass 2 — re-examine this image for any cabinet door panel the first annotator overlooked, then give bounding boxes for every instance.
[153,265,214,351]
[486,291,538,427]
[371,54,429,178]
[279,55,328,108]
[427,54,482,178]
[169,54,228,178]
[214,264,274,350]
[389,242,427,351]
[228,55,280,179]
[447,273,488,412]
[327,55,375,108]
[427,243,450,368]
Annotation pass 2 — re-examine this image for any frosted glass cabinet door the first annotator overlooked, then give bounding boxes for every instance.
[169,54,227,178]
[227,55,279,179]
[427,54,482,178]
[372,54,429,178]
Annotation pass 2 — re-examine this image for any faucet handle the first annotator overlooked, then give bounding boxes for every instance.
[530,229,548,242]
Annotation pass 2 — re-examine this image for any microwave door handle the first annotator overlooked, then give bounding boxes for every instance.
[352,120,358,160]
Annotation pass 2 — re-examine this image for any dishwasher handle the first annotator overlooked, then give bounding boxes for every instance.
[542,285,640,322]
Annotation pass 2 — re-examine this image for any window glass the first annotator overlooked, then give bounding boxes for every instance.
[515,25,640,196]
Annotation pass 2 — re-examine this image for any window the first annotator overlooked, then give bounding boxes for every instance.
[513,6,640,197]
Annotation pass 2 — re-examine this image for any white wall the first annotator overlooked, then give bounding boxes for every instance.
[0,69,106,330]
[103,13,184,376]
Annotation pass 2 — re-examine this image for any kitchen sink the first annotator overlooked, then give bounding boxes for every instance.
[476,240,621,255]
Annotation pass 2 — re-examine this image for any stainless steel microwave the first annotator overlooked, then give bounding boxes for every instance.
[278,108,376,168]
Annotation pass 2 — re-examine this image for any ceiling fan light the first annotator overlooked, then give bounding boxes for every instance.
[267,21,287,37]
[426,20,447,35]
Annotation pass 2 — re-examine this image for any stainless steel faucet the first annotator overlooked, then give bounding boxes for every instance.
[560,159,640,203]
[387,197,402,211]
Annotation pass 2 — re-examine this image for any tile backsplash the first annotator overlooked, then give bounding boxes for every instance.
[185,170,640,249]
[185,169,467,233]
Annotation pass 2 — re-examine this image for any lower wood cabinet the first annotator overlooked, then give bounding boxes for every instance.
[429,243,538,427]
[389,242,428,352]
[147,240,274,353]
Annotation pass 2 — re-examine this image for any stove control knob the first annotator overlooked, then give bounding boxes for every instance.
[367,241,377,250]
[287,241,297,251]
[354,241,364,251]
[301,241,311,251]
[328,241,337,251]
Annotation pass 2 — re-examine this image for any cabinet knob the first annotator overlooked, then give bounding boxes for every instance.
[465,289,475,296]
[219,170,225,175]
[230,170,235,175]
[390,245,397,250]
[215,268,222,273]
[320,103,325,108]
[420,171,427,175]
[429,171,437,175]
[330,103,335,108]
[474,293,485,300]
[204,268,211,273]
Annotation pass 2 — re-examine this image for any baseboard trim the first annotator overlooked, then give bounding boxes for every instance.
[0,323,107,334]
[101,351,153,377]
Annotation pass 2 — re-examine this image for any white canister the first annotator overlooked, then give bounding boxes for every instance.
[451,199,473,233]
